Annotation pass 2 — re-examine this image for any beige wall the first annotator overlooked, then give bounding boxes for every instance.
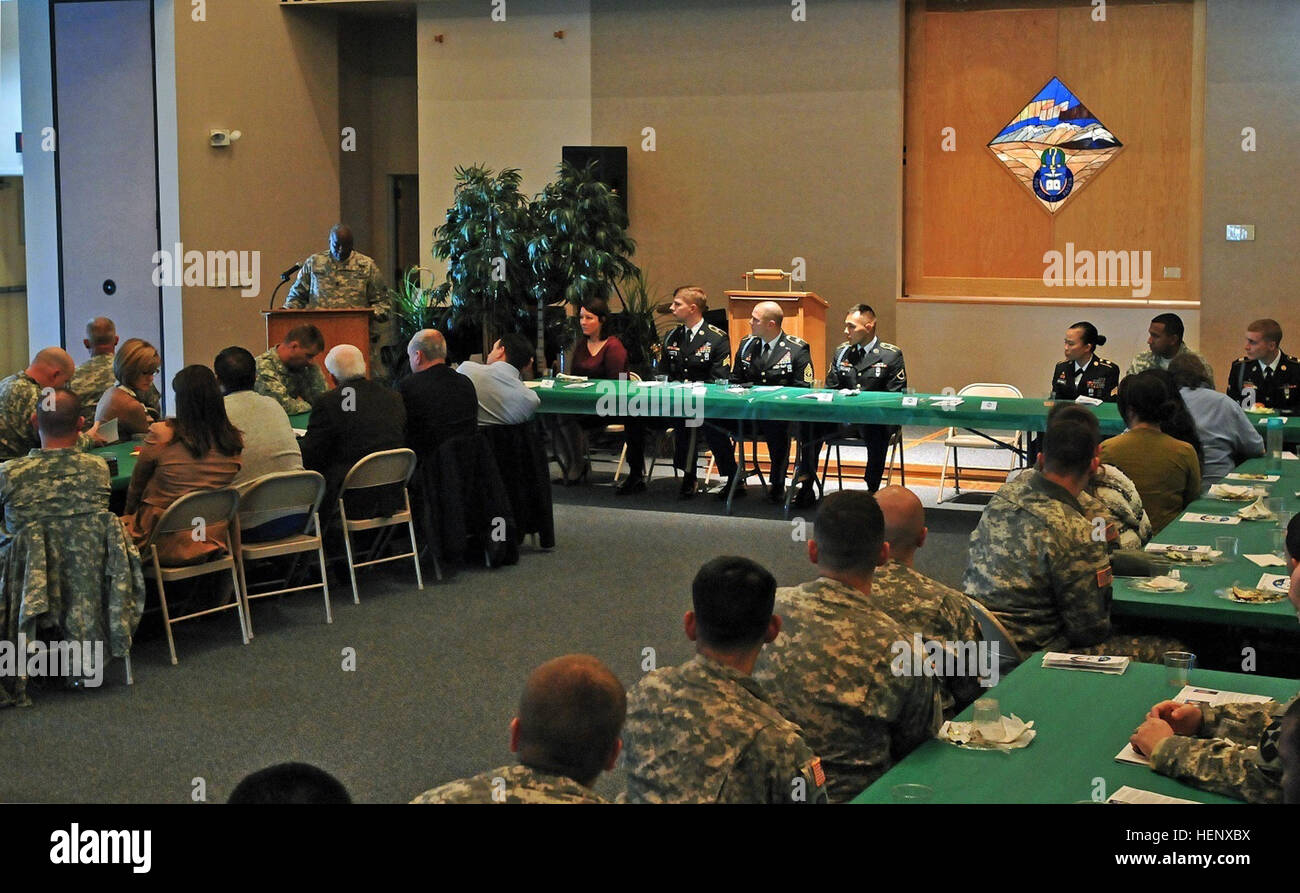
[1201,0,1300,372]
[416,0,592,280]
[173,3,341,368]
[590,0,903,337]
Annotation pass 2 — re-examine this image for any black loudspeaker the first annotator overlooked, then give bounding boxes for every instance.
[561,145,629,220]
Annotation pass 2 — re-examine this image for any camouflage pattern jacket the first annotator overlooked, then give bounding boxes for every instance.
[623,654,827,804]
[0,448,145,706]
[871,560,985,715]
[254,349,328,416]
[753,577,942,802]
[410,763,608,804]
[0,374,94,461]
[1151,694,1297,804]
[285,250,389,320]
[69,354,116,422]
[1126,343,1215,389]
[963,472,1113,654]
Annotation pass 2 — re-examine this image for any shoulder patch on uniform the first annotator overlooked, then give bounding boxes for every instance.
[809,757,825,788]
[1096,566,1113,588]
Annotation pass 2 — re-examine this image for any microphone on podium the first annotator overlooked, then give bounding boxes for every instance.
[269,263,303,311]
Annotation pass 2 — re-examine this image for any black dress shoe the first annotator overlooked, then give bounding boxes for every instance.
[678,473,698,499]
[766,485,785,504]
[793,485,818,509]
[616,475,646,496]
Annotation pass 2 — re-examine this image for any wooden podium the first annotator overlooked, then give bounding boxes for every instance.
[723,291,830,375]
[263,309,374,381]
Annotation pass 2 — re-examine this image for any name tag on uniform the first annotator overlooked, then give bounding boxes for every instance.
[980,400,998,411]
[901,396,919,407]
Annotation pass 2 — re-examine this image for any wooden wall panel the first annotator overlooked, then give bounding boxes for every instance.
[905,0,1201,304]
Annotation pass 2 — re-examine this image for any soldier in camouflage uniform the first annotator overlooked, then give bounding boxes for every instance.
[254,324,328,415]
[68,317,119,424]
[0,348,98,460]
[753,492,942,802]
[874,486,985,716]
[411,654,625,804]
[0,390,144,706]
[965,405,1182,664]
[285,224,390,373]
[623,556,827,804]
[1125,313,1215,387]
[1130,693,1297,803]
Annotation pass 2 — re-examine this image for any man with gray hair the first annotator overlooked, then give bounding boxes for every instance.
[69,317,120,422]
[398,329,477,457]
[299,343,405,518]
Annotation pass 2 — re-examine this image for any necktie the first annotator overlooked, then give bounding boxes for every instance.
[761,342,770,363]
[1262,364,1274,385]
[849,345,864,363]
[1074,366,1084,389]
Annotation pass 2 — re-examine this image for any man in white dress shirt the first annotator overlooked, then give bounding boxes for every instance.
[455,334,541,426]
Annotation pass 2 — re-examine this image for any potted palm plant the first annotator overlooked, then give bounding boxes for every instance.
[431,165,534,356]
[527,160,639,371]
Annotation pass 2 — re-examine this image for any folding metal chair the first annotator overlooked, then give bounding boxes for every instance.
[235,471,332,635]
[337,449,425,603]
[938,383,1025,503]
[139,488,247,665]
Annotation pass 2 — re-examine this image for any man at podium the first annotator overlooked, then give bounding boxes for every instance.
[284,224,391,363]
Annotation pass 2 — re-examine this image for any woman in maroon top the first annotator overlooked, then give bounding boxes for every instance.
[554,297,629,484]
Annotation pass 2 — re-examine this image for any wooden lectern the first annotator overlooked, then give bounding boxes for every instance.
[263,309,374,382]
[724,291,829,375]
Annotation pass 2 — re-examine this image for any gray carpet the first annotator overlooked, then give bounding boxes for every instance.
[0,493,981,804]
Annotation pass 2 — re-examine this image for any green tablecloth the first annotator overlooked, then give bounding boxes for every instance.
[1112,457,1300,631]
[533,379,1300,436]
[852,653,1295,804]
[99,412,311,492]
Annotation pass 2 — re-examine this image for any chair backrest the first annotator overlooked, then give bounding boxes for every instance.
[340,448,418,492]
[141,487,241,547]
[958,382,1023,400]
[237,471,326,532]
[966,596,1026,667]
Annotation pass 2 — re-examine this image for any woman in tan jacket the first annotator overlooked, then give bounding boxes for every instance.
[122,365,243,565]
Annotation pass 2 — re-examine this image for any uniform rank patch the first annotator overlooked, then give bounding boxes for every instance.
[1096,566,1113,588]
[809,757,825,787]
